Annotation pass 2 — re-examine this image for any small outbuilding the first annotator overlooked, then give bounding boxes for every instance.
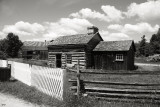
[22,41,49,60]
[93,40,136,70]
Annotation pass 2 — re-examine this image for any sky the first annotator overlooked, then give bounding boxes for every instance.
[0,0,160,42]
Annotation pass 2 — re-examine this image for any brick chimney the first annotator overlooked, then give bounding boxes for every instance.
[87,26,99,34]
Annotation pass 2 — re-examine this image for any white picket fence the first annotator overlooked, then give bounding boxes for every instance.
[4,60,66,100]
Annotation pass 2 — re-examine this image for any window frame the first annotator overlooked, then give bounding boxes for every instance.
[115,54,124,61]
[66,54,72,64]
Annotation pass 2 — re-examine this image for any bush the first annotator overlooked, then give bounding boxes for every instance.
[147,54,160,62]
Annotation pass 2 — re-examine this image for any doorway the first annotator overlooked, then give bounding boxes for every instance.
[56,54,62,68]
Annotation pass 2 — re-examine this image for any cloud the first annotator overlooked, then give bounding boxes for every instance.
[108,23,159,35]
[99,30,131,41]
[2,21,45,38]
[101,5,124,22]
[70,8,110,22]
[0,18,93,41]
[122,23,159,35]
[43,18,93,40]
[99,30,109,36]
[70,6,124,22]
[107,24,123,31]
[125,0,160,20]
[0,31,5,39]
[102,33,131,41]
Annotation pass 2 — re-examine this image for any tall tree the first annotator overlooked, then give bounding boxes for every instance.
[150,28,160,54]
[139,35,147,56]
[5,33,23,58]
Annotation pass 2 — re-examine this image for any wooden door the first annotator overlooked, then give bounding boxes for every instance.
[56,54,62,68]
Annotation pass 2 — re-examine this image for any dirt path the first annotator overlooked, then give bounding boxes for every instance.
[0,93,39,107]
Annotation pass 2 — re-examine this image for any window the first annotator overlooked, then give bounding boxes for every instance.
[66,54,72,64]
[116,54,123,61]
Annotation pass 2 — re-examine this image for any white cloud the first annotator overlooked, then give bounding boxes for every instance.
[101,5,124,22]
[122,23,159,35]
[107,24,123,31]
[99,30,131,41]
[2,21,45,37]
[99,30,109,36]
[126,0,160,20]
[102,33,131,41]
[0,32,5,39]
[70,6,124,22]
[70,8,110,22]
[108,22,159,35]
[0,18,93,41]
[44,18,93,40]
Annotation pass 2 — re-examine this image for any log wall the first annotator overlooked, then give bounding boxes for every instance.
[48,51,86,69]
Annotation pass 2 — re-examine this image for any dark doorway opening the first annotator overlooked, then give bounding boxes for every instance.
[56,54,62,68]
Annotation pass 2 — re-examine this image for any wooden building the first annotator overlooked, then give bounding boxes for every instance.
[93,40,136,70]
[48,26,136,70]
[22,41,49,60]
[48,26,103,68]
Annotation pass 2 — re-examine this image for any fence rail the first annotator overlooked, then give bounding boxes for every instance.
[68,64,160,103]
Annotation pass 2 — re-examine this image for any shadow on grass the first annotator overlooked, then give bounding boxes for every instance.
[0,80,98,107]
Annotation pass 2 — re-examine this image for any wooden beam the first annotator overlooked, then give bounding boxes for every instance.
[70,86,160,94]
[86,92,160,100]
[69,79,160,86]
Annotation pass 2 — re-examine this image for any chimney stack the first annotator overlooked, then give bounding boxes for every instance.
[87,26,99,34]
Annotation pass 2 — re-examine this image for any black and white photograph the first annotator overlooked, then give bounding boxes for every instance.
[0,0,160,106]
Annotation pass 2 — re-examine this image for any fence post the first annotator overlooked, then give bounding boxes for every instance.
[77,59,81,99]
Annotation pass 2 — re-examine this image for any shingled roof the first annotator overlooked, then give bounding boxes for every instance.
[22,41,49,50]
[49,33,97,46]
[93,40,134,51]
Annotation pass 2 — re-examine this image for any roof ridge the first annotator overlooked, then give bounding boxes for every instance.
[101,40,133,42]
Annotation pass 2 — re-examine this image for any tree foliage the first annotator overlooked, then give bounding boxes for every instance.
[136,28,160,57]
[139,35,147,56]
[0,33,23,58]
[150,30,160,54]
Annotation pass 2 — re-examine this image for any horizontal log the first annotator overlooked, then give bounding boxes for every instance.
[72,60,86,62]
[80,71,160,75]
[70,86,160,94]
[72,58,85,60]
[69,79,160,86]
[72,55,85,57]
[86,92,160,100]
[94,97,160,104]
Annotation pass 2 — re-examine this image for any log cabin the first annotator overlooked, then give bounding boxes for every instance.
[48,26,136,70]
[48,26,103,69]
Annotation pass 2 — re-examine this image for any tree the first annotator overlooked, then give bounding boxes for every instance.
[150,29,160,54]
[5,33,23,58]
[139,35,147,56]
